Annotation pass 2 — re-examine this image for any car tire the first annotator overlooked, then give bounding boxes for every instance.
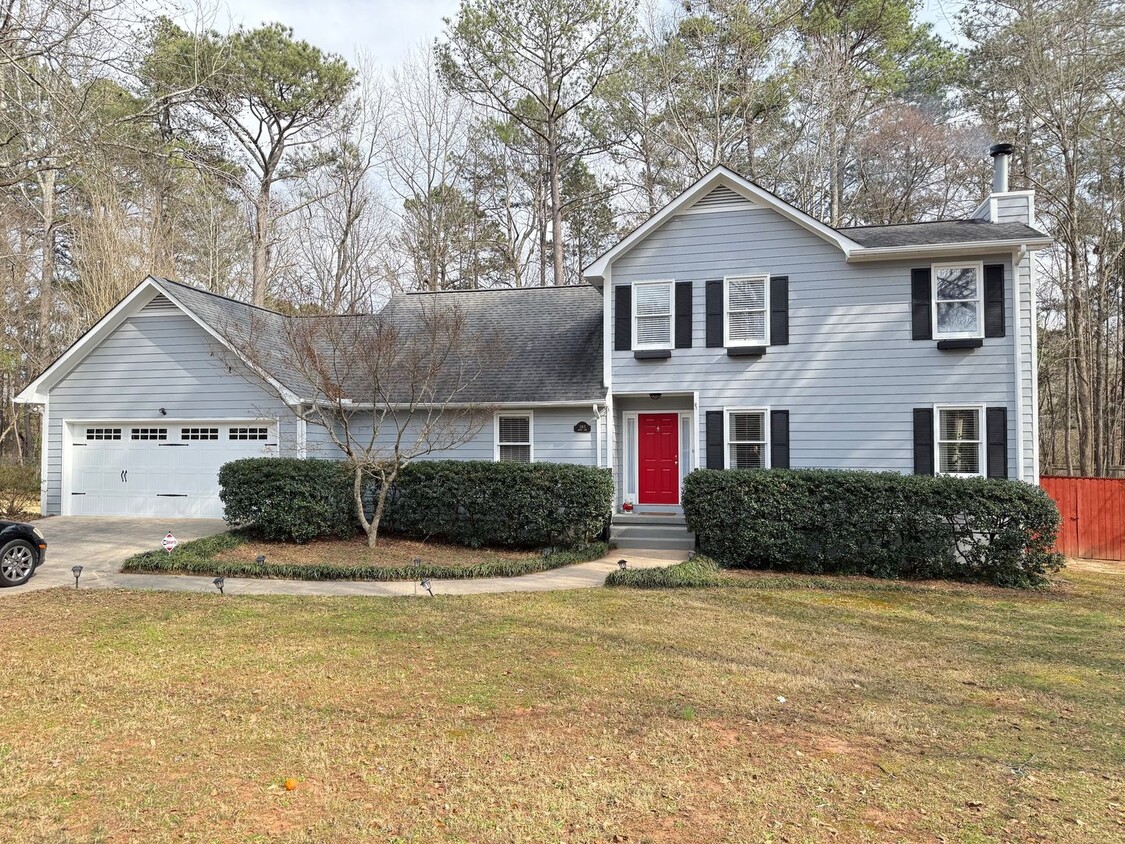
[0,539,37,587]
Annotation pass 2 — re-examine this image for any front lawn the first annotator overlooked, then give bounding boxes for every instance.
[120,531,608,581]
[1,562,1121,842]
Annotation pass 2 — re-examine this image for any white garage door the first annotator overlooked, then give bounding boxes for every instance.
[67,421,277,518]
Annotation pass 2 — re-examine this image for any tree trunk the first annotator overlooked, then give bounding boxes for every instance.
[548,121,564,286]
[251,183,271,306]
[37,169,57,366]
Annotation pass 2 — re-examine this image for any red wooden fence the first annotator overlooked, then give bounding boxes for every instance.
[1040,476,1125,561]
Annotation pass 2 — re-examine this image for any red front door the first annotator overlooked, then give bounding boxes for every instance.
[638,413,680,504]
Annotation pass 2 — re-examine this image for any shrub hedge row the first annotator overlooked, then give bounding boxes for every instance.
[121,533,609,582]
[219,458,354,543]
[682,469,1064,587]
[604,555,721,589]
[219,458,614,549]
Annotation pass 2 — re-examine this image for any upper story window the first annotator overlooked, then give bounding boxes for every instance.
[724,275,769,346]
[933,262,983,339]
[937,407,983,477]
[726,409,768,469]
[495,413,532,463]
[632,281,674,350]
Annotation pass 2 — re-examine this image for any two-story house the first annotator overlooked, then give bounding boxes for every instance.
[18,146,1051,529]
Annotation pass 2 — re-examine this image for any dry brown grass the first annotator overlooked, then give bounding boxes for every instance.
[213,533,534,570]
[0,565,1121,843]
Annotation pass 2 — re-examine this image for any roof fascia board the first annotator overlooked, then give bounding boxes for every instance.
[305,399,606,412]
[15,279,164,403]
[845,237,1053,262]
[153,281,303,406]
[583,166,859,281]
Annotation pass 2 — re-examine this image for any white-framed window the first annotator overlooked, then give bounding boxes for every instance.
[632,280,674,350]
[181,427,219,441]
[85,427,121,441]
[495,413,533,463]
[724,274,769,346]
[725,409,768,469]
[936,406,984,477]
[932,262,984,339]
[131,427,167,441]
[229,427,269,441]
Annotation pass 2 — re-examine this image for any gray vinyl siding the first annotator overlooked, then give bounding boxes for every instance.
[305,406,603,466]
[994,193,1033,226]
[609,207,1031,480]
[43,306,301,514]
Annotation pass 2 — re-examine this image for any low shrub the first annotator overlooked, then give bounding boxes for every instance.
[122,535,609,582]
[374,461,614,549]
[219,458,354,543]
[682,469,1064,588]
[605,555,721,589]
[0,463,39,519]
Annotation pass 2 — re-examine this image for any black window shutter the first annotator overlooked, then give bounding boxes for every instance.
[705,410,724,469]
[769,276,789,346]
[675,281,692,349]
[913,408,934,475]
[984,264,1005,338]
[614,285,631,351]
[770,409,790,469]
[705,280,723,348]
[911,268,932,340]
[986,406,1008,478]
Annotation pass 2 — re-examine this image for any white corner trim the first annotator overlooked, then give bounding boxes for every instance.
[602,266,612,390]
[1029,256,1041,482]
[38,398,48,515]
[1011,252,1025,482]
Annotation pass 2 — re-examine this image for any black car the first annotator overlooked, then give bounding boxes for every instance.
[0,520,46,587]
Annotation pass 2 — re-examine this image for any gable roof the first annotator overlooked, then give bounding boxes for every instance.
[16,276,606,407]
[583,166,861,281]
[584,167,1053,279]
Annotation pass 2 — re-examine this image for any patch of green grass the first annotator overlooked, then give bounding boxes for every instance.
[121,531,608,581]
[604,554,722,587]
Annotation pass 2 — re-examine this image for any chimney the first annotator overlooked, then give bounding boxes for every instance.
[989,143,1014,193]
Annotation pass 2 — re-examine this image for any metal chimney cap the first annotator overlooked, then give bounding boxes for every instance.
[989,143,1014,157]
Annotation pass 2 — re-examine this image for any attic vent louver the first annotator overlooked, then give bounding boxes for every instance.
[688,185,755,213]
[141,294,178,315]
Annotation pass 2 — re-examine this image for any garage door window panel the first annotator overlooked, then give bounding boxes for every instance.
[131,427,168,440]
[181,427,219,441]
[86,427,121,440]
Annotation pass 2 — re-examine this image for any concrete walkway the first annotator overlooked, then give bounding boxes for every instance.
[4,516,684,598]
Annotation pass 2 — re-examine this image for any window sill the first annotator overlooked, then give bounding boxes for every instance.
[936,338,983,350]
[726,346,767,358]
[634,349,672,360]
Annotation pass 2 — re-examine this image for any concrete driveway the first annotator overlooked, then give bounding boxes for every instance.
[1,516,228,595]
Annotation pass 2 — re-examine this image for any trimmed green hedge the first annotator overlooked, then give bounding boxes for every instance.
[219,458,354,543]
[121,533,609,582]
[682,469,1064,588]
[219,458,614,548]
[375,461,614,549]
[604,555,721,589]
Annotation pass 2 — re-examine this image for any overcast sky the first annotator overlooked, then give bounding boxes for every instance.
[217,0,967,69]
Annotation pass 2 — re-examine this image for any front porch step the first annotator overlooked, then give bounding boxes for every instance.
[610,515,695,552]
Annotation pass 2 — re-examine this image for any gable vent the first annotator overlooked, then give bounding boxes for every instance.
[687,185,755,213]
[140,294,178,315]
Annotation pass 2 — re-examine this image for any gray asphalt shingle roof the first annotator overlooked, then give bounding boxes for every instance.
[839,219,1050,248]
[150,277,605,405]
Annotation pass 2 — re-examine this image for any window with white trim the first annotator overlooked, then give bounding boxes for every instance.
[725,275,768,346]
[181,427,219,441]
[933,263,983,339]
[131,428,167,440]
[229,427,269,441]
[633,281,673,349]
[726,410,767,469]
[937,407,983,476]
[496,414,532,463]
[85,427,121,441]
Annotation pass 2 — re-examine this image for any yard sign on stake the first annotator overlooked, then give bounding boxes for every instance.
[162,533,178,553]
